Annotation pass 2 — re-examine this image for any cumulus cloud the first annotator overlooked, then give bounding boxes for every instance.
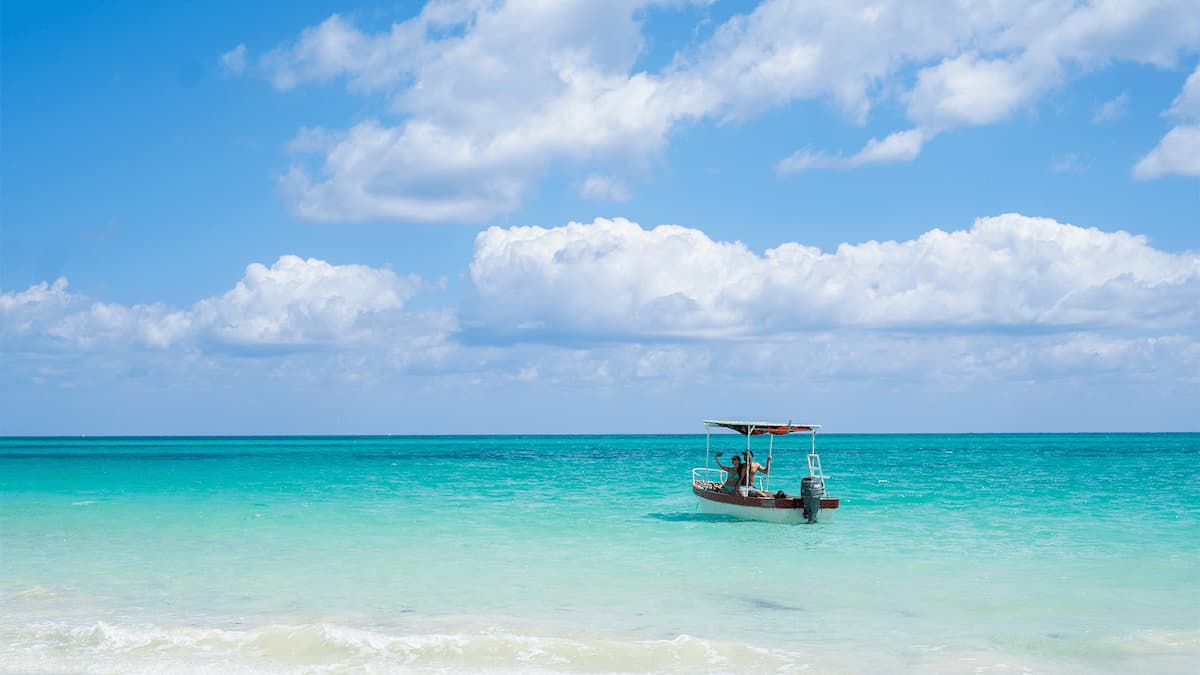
[907,54,1042,129]
[5,219,1199,408]
[0,278,191,351]
[1135,65,1200,180]
[9,221,1194,358]
[269,2,669,222]
[192,255,420,348]
[1,255,424,354]
[1,278,78,335]
[228,1,1200,223]
[465,214,1200,340]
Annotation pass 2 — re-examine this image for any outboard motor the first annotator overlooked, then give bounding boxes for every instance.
[800,476,825,523]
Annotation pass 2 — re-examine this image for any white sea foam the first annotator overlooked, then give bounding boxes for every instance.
[6,619,1197,674]
[0,620,818,673]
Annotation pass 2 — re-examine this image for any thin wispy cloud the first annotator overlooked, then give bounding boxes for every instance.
[1092,92,1129,123]
[578,174,631,202]
[777,129,926,173]
[1050,152,1086,173]
[219,44,247,76]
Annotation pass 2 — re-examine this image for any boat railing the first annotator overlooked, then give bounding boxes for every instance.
[691,467,766,492]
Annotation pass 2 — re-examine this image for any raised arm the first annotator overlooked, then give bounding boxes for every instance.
[713,452,735,472]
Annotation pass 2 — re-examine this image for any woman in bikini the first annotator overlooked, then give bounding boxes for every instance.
[713,452,745,494]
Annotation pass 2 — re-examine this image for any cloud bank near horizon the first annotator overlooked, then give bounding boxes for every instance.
[4,214,1197,398]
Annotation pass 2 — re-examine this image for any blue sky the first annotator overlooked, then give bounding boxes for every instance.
[2,0,1198,434]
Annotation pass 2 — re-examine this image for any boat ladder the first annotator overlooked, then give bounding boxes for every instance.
[807,451,826,480]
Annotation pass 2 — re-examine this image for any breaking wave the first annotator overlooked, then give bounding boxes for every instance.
[4,619,1199,673]
[0,620,814,673]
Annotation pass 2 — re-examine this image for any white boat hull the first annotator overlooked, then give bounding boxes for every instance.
[695,495,834,524]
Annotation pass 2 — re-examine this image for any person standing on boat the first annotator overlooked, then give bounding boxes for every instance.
[713,453,744,493]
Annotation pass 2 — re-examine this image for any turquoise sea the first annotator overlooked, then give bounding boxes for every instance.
[2,434,1198,673]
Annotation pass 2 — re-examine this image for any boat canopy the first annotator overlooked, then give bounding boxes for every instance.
[703,420,820,436]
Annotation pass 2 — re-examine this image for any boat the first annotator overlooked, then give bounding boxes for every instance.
[692,420,839,523]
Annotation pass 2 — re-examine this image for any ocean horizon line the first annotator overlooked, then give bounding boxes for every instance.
[3,431,1197,440]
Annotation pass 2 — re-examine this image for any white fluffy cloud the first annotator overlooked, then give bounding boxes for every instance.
[192,255,420,348]
[466,214,1200,339]
[1169,64,1200,118]
[1,256,423,353]
[1133,125,1200,179]
[5,220,1198,410]
[1135,64,1200,179]
[8,220,1193,354]
[230,1,1200,222]
[269,1,672,222]
[0,278,191,350]
[907,54,1042,130]
[803,2,1200,170]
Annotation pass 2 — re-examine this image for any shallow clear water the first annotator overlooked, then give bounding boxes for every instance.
[2,434,1198,673]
